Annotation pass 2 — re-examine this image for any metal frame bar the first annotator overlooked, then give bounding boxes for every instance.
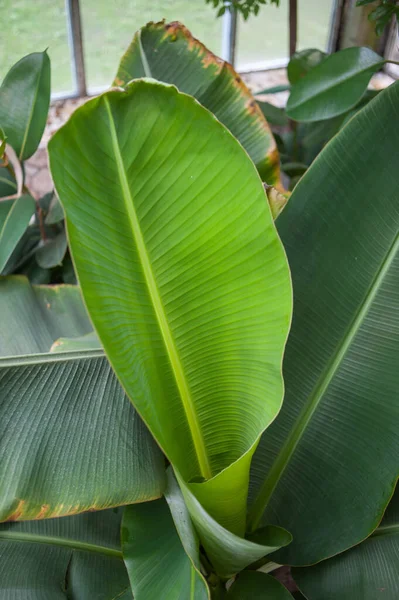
[65,0,87,97]
[221,5,237,65]
[326,0,344,53]
[56,0,352,102]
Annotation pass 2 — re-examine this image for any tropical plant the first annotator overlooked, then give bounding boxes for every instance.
[0,52,75,284]
[0,22,286,287]
[1,22,399,600]
[256,44,399,187]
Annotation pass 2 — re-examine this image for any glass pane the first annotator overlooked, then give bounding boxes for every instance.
[237,0,334,70]
[81,0,223,90]
[0,0,73,95]
[297,0,334,52]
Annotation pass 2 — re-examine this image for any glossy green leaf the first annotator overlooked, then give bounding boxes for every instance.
[36,229,67,268]
[293,486,399,599]
[0,509,133,599]
[122,470,209,600]
[248,81,399,564]
[286,47,385,122]
[227,572,293,598]
[287,48,326,85]
[0,195,36,272]
[49,80,292,536]
[45,192,65,225]
[0,276,165,521]
[0,51,51,160]
[0,167,17,197]
[254,84,291,96]
[114,21,282,186]
[258,101,289,127]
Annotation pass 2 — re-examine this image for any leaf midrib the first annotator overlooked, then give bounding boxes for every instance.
[0,348,105,367]
[248,231,399,531]
[138,31,152,78]
[371,523,399,539]
[0,530,122,559]
[103,96,212,480]
[19,54,45,160]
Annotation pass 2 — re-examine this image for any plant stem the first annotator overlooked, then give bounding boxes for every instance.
[37,204,47,242]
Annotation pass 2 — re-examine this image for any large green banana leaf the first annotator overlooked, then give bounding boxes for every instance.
[48,79,292,541]
[0,508,133,599]
[122,470,209,599]
[0,276,92,356]
[114,21,281,187]
[293,485,399,599]
[0,276,165,521]
[248,81,399,565]
[123,467,291,586]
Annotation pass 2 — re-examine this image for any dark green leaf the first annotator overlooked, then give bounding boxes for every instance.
[293,486,399,599]
[281,162,308,177]
[0,276,165,521]
[62,252,77,284]
[0,52,51,160]
[45,193,64,224]
[0,195,36,272]
[0,509,133,599]
[286,47,385,122]
[0,167,17,197]
[35,230,67,268]
[248,81,399,565]
[122,470,209,599]
[254,84,291,96]
[258,101,289,126]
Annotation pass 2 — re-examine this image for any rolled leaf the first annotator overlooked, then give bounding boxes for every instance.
[178,473,292,578]
[293,486,399,599]
[286,47,385,122]
[0,277,165,521]
[0,51,51,160]
[0,509,132,599]
[49,80,292,537]
[248,81,399,564]
[114,21,282,186]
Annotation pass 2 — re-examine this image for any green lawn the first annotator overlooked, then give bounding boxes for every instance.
[0,0,333,94]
